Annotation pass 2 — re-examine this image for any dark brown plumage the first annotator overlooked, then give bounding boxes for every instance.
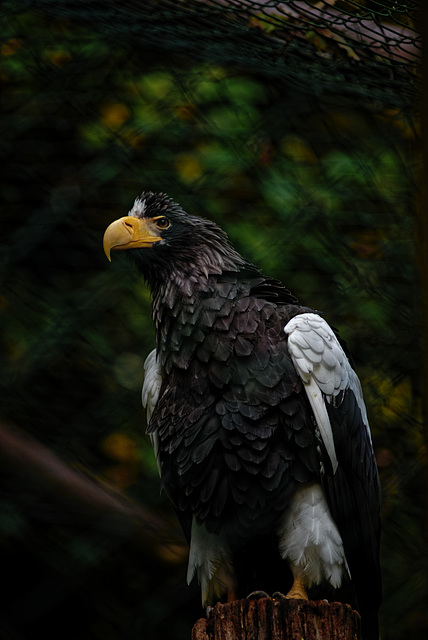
[103,192,381,640]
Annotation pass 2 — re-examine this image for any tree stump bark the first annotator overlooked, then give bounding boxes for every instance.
[192,597,361,640]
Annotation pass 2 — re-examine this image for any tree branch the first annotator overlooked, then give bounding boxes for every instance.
[192,597,361,640]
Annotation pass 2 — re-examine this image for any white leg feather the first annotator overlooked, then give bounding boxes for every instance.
[278,483,348,589]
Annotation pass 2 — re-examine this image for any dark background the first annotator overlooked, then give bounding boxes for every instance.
[0,1,425,639]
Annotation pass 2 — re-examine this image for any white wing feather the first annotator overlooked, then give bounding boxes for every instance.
[285,313,369,475]
[141,348,163,474]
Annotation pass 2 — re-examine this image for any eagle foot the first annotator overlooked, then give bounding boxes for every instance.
[246,590,270,600]
[276,577,308,601]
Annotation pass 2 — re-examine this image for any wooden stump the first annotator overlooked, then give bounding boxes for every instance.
[192,597,361,640]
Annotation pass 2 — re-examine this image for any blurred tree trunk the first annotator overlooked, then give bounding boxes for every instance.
[192,598,361,640]
[0,421,184,554]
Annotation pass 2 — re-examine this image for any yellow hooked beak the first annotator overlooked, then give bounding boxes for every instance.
[103,216,162,261]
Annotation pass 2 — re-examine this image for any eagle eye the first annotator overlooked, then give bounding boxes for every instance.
[155,217,170,230]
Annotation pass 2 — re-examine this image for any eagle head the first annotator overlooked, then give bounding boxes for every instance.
[103,191,244,287]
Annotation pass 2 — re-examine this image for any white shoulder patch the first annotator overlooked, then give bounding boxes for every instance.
[142,348,163,474]
[284,313,369,474]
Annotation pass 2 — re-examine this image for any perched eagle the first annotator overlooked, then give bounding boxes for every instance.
[103,192,381,640]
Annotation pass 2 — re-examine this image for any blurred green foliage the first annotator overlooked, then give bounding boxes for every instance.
[0,6,425,640]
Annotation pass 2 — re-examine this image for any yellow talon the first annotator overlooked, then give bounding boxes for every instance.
[285,576,308,600]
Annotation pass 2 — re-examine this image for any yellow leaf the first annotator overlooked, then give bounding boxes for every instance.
[101,433,138,463]
[175,155,203,183]
[46,50,73,67]
[1,39,21,56]
[100,103,131,129]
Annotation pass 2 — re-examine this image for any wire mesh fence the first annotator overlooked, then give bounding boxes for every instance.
[0,1,424,640]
